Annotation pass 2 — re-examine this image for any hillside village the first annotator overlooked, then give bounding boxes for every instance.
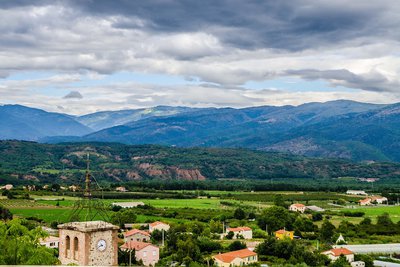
[2,182,400,267]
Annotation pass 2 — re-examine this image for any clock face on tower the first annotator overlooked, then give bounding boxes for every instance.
[97,239,107,251]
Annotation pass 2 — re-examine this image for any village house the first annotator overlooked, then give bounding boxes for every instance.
[289,203,306,213]
[359,196,388,206]
[115,186,128,192]
[275,229,294,240]
[40,236,59,249]
[149,221,170,233]
[0,184,13,190]
[322,248,354,262]
[213,248,258,267]
[346,190,367,195]
[226,226,253,239]
[120,241,159,266]
[124,229,151,242]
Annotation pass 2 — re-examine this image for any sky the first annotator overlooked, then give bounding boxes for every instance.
[0,0,400,115]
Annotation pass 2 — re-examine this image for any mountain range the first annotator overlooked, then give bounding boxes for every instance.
[1,100,399,162]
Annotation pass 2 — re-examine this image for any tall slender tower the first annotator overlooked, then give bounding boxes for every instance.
[68,153,109,222]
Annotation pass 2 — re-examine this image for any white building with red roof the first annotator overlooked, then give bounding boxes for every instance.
[322,248,354,262]
[124,229,151,242]
[226,226,253,239]
[120,241,159,266]
[213,248,257,267]
[289,203,306,213]
[149,221,170,233]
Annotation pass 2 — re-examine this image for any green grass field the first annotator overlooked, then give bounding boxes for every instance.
[339,205,400,222]
[34,197,267,209]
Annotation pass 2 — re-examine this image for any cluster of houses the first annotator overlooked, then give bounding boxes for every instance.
[346,190,388,205]
[322,248,365,267]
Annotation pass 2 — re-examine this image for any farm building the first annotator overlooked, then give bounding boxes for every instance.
[111,202,145,208]
[306,205,325,212]
[289,203,306,213]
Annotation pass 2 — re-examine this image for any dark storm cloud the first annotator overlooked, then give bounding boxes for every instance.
[287,69,400,93]
[63,90,83,99]
[66,0,397,51]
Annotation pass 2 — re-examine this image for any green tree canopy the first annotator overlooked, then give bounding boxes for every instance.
[0,219,59,265]
[257,206,296,234]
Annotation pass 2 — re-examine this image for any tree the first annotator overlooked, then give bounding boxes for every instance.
[0,219,59,265]
[377,213,393,226]
[273,194,286,207]
[233,208,246,220]
[228,241,246,251]
[320,220,336,242]
[312,212,323,221]
[209,219,223,233]
[257,206,296,234]
[225,231,234,239]
[329,255,350,267]
[110,208,137,228]
[0,205,12,220]
[354,254,373,267]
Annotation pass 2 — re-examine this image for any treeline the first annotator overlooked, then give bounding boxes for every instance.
[2,140,400,185]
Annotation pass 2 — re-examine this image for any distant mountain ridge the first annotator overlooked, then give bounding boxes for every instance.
[3,100,400,162]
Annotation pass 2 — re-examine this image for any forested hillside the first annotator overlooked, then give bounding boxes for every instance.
[0,141,399,185]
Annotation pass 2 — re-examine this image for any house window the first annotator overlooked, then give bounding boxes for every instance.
[74,237,79,260]
[143,252,147,257]
[153,250,156,256]
[65,235,70,257]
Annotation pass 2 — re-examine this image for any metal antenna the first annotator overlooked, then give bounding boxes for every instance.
[68,152,109,222]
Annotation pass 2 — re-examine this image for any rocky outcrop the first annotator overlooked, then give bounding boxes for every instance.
[137,163,206,180]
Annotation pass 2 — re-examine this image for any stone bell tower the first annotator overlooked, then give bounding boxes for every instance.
[58,221,119,266]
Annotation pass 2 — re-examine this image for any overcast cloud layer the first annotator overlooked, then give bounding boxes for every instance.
[0,0,400,114]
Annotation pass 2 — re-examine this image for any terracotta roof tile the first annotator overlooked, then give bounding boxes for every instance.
[213,249,257,263]
[323,248,353,256]
[120,241,155,251]
[124,229,151,237]
[150,221,168,227]
[227,227,252,232]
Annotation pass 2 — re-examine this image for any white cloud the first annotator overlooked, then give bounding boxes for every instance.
[0,1,400,113]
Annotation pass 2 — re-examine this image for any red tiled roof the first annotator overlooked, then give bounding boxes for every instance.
[214,249,256,263]
[120,241,155,251]
[150,221,168,227]
[291,203,305,208]
[227,227,252,232]
[124,229,151,237]
[323,248,354,256]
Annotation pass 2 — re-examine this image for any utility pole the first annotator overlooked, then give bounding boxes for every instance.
[162,229,165,247]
